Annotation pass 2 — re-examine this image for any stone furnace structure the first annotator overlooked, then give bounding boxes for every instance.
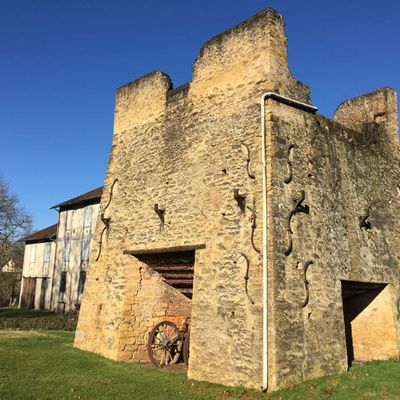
[75,8,400,391]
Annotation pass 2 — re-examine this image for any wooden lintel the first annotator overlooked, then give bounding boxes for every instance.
[123,244,206,256]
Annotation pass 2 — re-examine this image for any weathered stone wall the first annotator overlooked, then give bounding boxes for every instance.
[267,97,400,388]
[75,8,312,389]
[74,6,400,392]
[116,261,192,362]
[334,87,398,145]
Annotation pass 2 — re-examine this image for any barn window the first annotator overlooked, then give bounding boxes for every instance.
[63,239,70,261]
[43,242,51,263]
[59,271,67,293]
[29,244,36,263]
[84,206,92,228]
[81,237,90,261]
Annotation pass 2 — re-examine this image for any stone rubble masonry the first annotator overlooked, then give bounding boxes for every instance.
[74,7,400,391]
[334,87,399,145]
[266,101,400,389]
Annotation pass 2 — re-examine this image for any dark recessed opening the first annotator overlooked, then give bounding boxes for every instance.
[135,251,195,299]
[20,277,36,309]
[341,280,386,367]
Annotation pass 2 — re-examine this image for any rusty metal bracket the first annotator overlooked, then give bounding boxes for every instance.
[397,298,400,318]
[359,208,371,230]
[102,179,118,212]
[238,252,255,305]
[95,178,118,262]
[284,144,295,184]
[241,142,256,180]
[284,190,309,256]
[247,203,261,254]
[234,189,246,213]
[95,215,110,262]
[154,203,165,231]
[301,260,314,307]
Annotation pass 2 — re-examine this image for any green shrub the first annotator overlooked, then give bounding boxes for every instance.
[0,307,77,331]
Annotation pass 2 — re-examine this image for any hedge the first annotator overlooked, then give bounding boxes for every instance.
[0,314,77,331]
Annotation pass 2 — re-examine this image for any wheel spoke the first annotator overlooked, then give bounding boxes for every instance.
[147,321,181,368]
[160,351,165,365]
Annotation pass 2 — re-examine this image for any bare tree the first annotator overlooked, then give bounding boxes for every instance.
[0,176,32,305]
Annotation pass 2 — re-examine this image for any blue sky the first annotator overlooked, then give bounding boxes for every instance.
[1,0,399,231]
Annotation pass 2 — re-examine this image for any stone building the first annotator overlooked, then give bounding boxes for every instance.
[19,187,102,312]
[74,8,400,391]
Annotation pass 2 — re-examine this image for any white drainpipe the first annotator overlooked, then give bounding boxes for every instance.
[260,92,317,392]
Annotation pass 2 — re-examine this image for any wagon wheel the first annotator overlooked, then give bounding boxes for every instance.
[183,330,190,365]
[147,321,181,368]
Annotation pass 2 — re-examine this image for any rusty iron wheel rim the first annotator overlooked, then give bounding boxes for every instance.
[183,330,190,366]
[147,321,180,368]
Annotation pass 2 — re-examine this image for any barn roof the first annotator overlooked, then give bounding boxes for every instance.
[51,187,103,210]
[23,224,58,243]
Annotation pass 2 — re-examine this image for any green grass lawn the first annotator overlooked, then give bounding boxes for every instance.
[0,330,399,400]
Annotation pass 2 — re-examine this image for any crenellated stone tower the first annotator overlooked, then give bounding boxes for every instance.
[75,8,400,391]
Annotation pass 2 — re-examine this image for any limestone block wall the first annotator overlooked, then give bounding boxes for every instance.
[116,257,192,362]
[266,96,400,388]
[334,87,399,145]
[75,8,312,389]
[74,6,400,391]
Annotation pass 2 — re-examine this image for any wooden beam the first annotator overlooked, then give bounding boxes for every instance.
[123,243,206,255]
